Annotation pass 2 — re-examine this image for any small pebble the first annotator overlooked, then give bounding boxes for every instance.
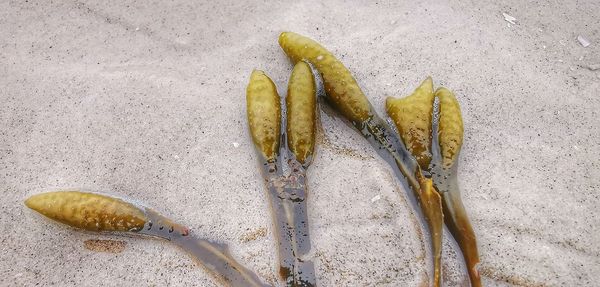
[577,35,591,47]
[371,195,381,203]
[502,12,516,25]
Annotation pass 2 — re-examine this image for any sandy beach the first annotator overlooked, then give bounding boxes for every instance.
[1,0,599,286]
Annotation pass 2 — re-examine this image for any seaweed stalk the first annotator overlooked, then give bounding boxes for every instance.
[247,65,317,286]
[24,190,268,287]
[278,31,445,287]
[386,77,443,286]
[431,87,481,287]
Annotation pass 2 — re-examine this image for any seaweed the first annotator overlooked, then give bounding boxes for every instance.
[25,190,268,287]
[24,31,482,287]
[246,62,317,286]
[279,31,480,287]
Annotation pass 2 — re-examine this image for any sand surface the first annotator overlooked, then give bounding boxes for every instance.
[1,0,599,286]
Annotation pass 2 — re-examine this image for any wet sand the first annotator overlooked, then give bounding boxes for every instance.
[1,0,599,286]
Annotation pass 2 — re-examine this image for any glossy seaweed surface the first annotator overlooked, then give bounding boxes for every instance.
[25,190,269,287]
[25,31,481,287]
[246,61,317,287]
[279,31,480,287]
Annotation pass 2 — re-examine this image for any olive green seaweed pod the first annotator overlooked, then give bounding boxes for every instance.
[433,87,481,287]
[386,77,435,168]
[280,32,448,287]
[26,190,270,287]
[279,31,372,124]
[436,87,464,169]
[25,190,147,232]
[246,70,282,162]
[387,77,442,287]
[286,61,316,165]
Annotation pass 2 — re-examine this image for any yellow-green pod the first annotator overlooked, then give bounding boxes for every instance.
[246,70,281,162]
[25,191,147,232]
[436,87,464,169]
[278,32,371,124]
[386,77,434,168]
[286,61,316,165]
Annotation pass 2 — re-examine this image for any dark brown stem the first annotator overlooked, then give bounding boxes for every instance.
[430,98,481,287]
[434,174,481,287]
[415,171,444,287]
[261,159,316,287]
[360,114,445,287]
[140,209,270,287]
